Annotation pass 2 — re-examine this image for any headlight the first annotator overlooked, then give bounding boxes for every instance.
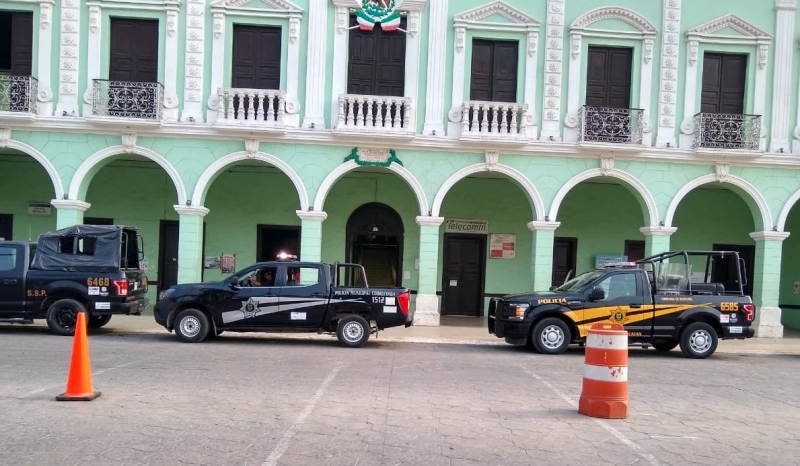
[512,303,529,319]
[158,288,175,300]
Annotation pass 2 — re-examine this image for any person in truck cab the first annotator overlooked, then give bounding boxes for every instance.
[248,268,275,287]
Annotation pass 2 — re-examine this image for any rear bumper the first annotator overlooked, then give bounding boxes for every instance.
[93,297,149,316]
[404,315,414,328]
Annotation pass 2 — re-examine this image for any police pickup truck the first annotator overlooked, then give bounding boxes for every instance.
[154,258,412,347]
[0,225,149,335]
[489,250,755,359]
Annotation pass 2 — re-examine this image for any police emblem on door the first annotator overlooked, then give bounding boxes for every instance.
[239,298,259,319]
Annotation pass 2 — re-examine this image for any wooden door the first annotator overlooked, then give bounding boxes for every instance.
[442,235,486,316]
[109,18,159,82]
[469,39,518,103]
[552,238,577,287]
[8,12,33,76]
[624,240,646,262]
[232,25,281,90]
[0,214,12,241]
[585,46,633,108]
[701,53,747,114]
[158,220,180,293]
[347,15,407,97]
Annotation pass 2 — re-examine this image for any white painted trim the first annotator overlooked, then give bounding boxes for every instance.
[527,221,560,232]
[448,1,541,138]
[56,0,80,116]
[174,205,210,217]
[208,12,225,123]
[329,4,350,129]
[770,4,794,152]
[656,0,680,147]
[564,7,657,143]
[192,151,309,209]
[314,160,429,217]
[163,8,180,122]
[36,0,55,116]
[181,0,206,122]
[69,145,188,205]
[50,199,91,211]
[210,0,303,13]
[639,226,677,237]
[540,0,565,141]
[5,139,65,199]
[431,163,545,221]
[776,187,800,231]
[664,173,772,231]
[548,168,659,226]
[415,216,444,227]
[422,0,448,135]
[750,231,790,241]
[297,210,327,221]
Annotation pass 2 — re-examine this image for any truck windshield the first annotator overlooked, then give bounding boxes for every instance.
[556,270,607,292]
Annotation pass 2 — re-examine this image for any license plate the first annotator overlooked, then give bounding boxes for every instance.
[729,326,743,334]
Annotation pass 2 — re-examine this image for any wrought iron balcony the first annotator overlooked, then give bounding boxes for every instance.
[578,106,644,145]
[460,101,530,141]
[334,94,414,136]
[215,88,286,128]
[0,75,38,115]
[693,113,761,151]
[92,79,164,120]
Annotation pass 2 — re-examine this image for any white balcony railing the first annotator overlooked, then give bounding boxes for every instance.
[0,75,38,115]
[460,101,530,140]
[335,94,414,135]
[216,88,286,127]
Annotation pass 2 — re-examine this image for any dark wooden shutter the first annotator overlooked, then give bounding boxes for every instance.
[109,18,159,82]
[232,25,281,90]
[347,15,406,97]
[469,39,518,103]
[552,238,577,287]
[701,53,746,114]
[9,12,33,76]
[585,46,632,108]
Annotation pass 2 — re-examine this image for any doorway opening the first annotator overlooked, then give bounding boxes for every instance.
[0,213,12,241]
[345,202,403,288]
[442,234,486,317]
[552,237,578,287]
[258,225,301,262]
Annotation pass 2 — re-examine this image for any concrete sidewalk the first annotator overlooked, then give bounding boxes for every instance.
[51,313,800,356]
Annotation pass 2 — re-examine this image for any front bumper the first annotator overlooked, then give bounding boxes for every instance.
[490,316,530,343]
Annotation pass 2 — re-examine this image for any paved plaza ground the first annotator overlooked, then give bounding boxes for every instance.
[1,319,799,466]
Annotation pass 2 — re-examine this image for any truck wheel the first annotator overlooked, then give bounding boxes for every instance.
[336,315,370,348]
[174,309,210,343]
[88,315,112,329]
[652,341,679,352]
[45,299,87,336]
[531,318,571,355]
[679,322,718,359]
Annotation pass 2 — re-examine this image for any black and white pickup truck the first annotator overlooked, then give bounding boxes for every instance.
[154,259,413,347]
[0,225,149,335]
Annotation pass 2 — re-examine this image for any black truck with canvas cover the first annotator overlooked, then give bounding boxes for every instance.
[153,258,412,348]
[489,250,755,359]
[0,225,149,335]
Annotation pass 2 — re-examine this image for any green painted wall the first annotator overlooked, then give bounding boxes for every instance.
[0,154,57,241]
[781,207,800,331]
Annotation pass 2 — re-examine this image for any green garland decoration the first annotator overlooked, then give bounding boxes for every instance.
[344,147,404,167]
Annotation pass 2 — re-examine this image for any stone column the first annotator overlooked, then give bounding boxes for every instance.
[771,0,795,152]
[415,216,444,326]
[422,0,447,135]
[174,206,209,284]
[302,0,328,128]
[640,226,677,257]
[528,221,560,291]
[297,211,327,262]
[36,1,55,116]
[51,200,90,229]
[162,7,180,122]
[750,231,790,338]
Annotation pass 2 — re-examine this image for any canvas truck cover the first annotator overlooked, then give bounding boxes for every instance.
[30,225,131,272]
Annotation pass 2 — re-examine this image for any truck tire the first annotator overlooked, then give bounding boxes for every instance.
[652,341,679,352]
[88,315,112,329]
[336,315,370,348]
[679,322,718,359]
[174,309,210,343]
[531,317,571,355]
[45,299,87,336]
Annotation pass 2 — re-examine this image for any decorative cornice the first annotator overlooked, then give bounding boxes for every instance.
[776,0,797,10]
[639,226,677,236]
[86,0,181,12]
[750,231,790,241]
[51,199,91,212]
[687,14,772,40]
[211,0,303,13]
[121,133,137,152]
[541,0,565,133]
[528,221,560,232]
[174,205,210,217]
[454,1,540,27]
[296,210,328,222]
[571,7,657,35]
[416,216,445,227]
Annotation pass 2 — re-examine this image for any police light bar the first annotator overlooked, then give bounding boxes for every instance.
[603,262,637,268]
[276,252,298,261]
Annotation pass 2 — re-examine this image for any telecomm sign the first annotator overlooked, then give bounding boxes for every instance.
[444,218,489,234]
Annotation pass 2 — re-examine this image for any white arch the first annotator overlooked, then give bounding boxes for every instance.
[665,174,772,230]
[69,145,188,205]
[431,163,545,221]
[777,189,800,232]
[193,151,309,210]
[549,168,659,226]
[6,139,65,200]
[314,160,429,217]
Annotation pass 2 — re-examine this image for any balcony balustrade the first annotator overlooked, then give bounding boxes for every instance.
[459,101,530,141]
[0,75,38,116]
[692,112,761,151]
[335,94,414,136]
[92,79,164,121]
[216,88,286,128]
[578,106,644,145]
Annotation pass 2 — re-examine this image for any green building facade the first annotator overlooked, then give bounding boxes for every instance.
[2,0,800,336]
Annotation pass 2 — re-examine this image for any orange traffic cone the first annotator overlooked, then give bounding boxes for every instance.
[56,311,101,401]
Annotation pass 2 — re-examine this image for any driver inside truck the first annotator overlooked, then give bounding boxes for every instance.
[249,268,276,287]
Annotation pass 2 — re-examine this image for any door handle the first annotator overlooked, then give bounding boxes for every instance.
[3,279,17,285]
[629,303,641,309]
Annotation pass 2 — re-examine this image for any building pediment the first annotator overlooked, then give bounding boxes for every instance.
[687,14,771,41]
[454,1,540,32]
[570,7,656,36]
[211,0,303,14]
[87,0,180,10]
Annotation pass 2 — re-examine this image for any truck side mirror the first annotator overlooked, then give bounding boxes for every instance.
[589,287,605,301]
[549,286,558,291]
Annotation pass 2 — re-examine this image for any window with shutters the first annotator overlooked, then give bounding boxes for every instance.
[229,24,283,122]
[465,38,520,134]
[0,10,34,113]
[695,52,754,149]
